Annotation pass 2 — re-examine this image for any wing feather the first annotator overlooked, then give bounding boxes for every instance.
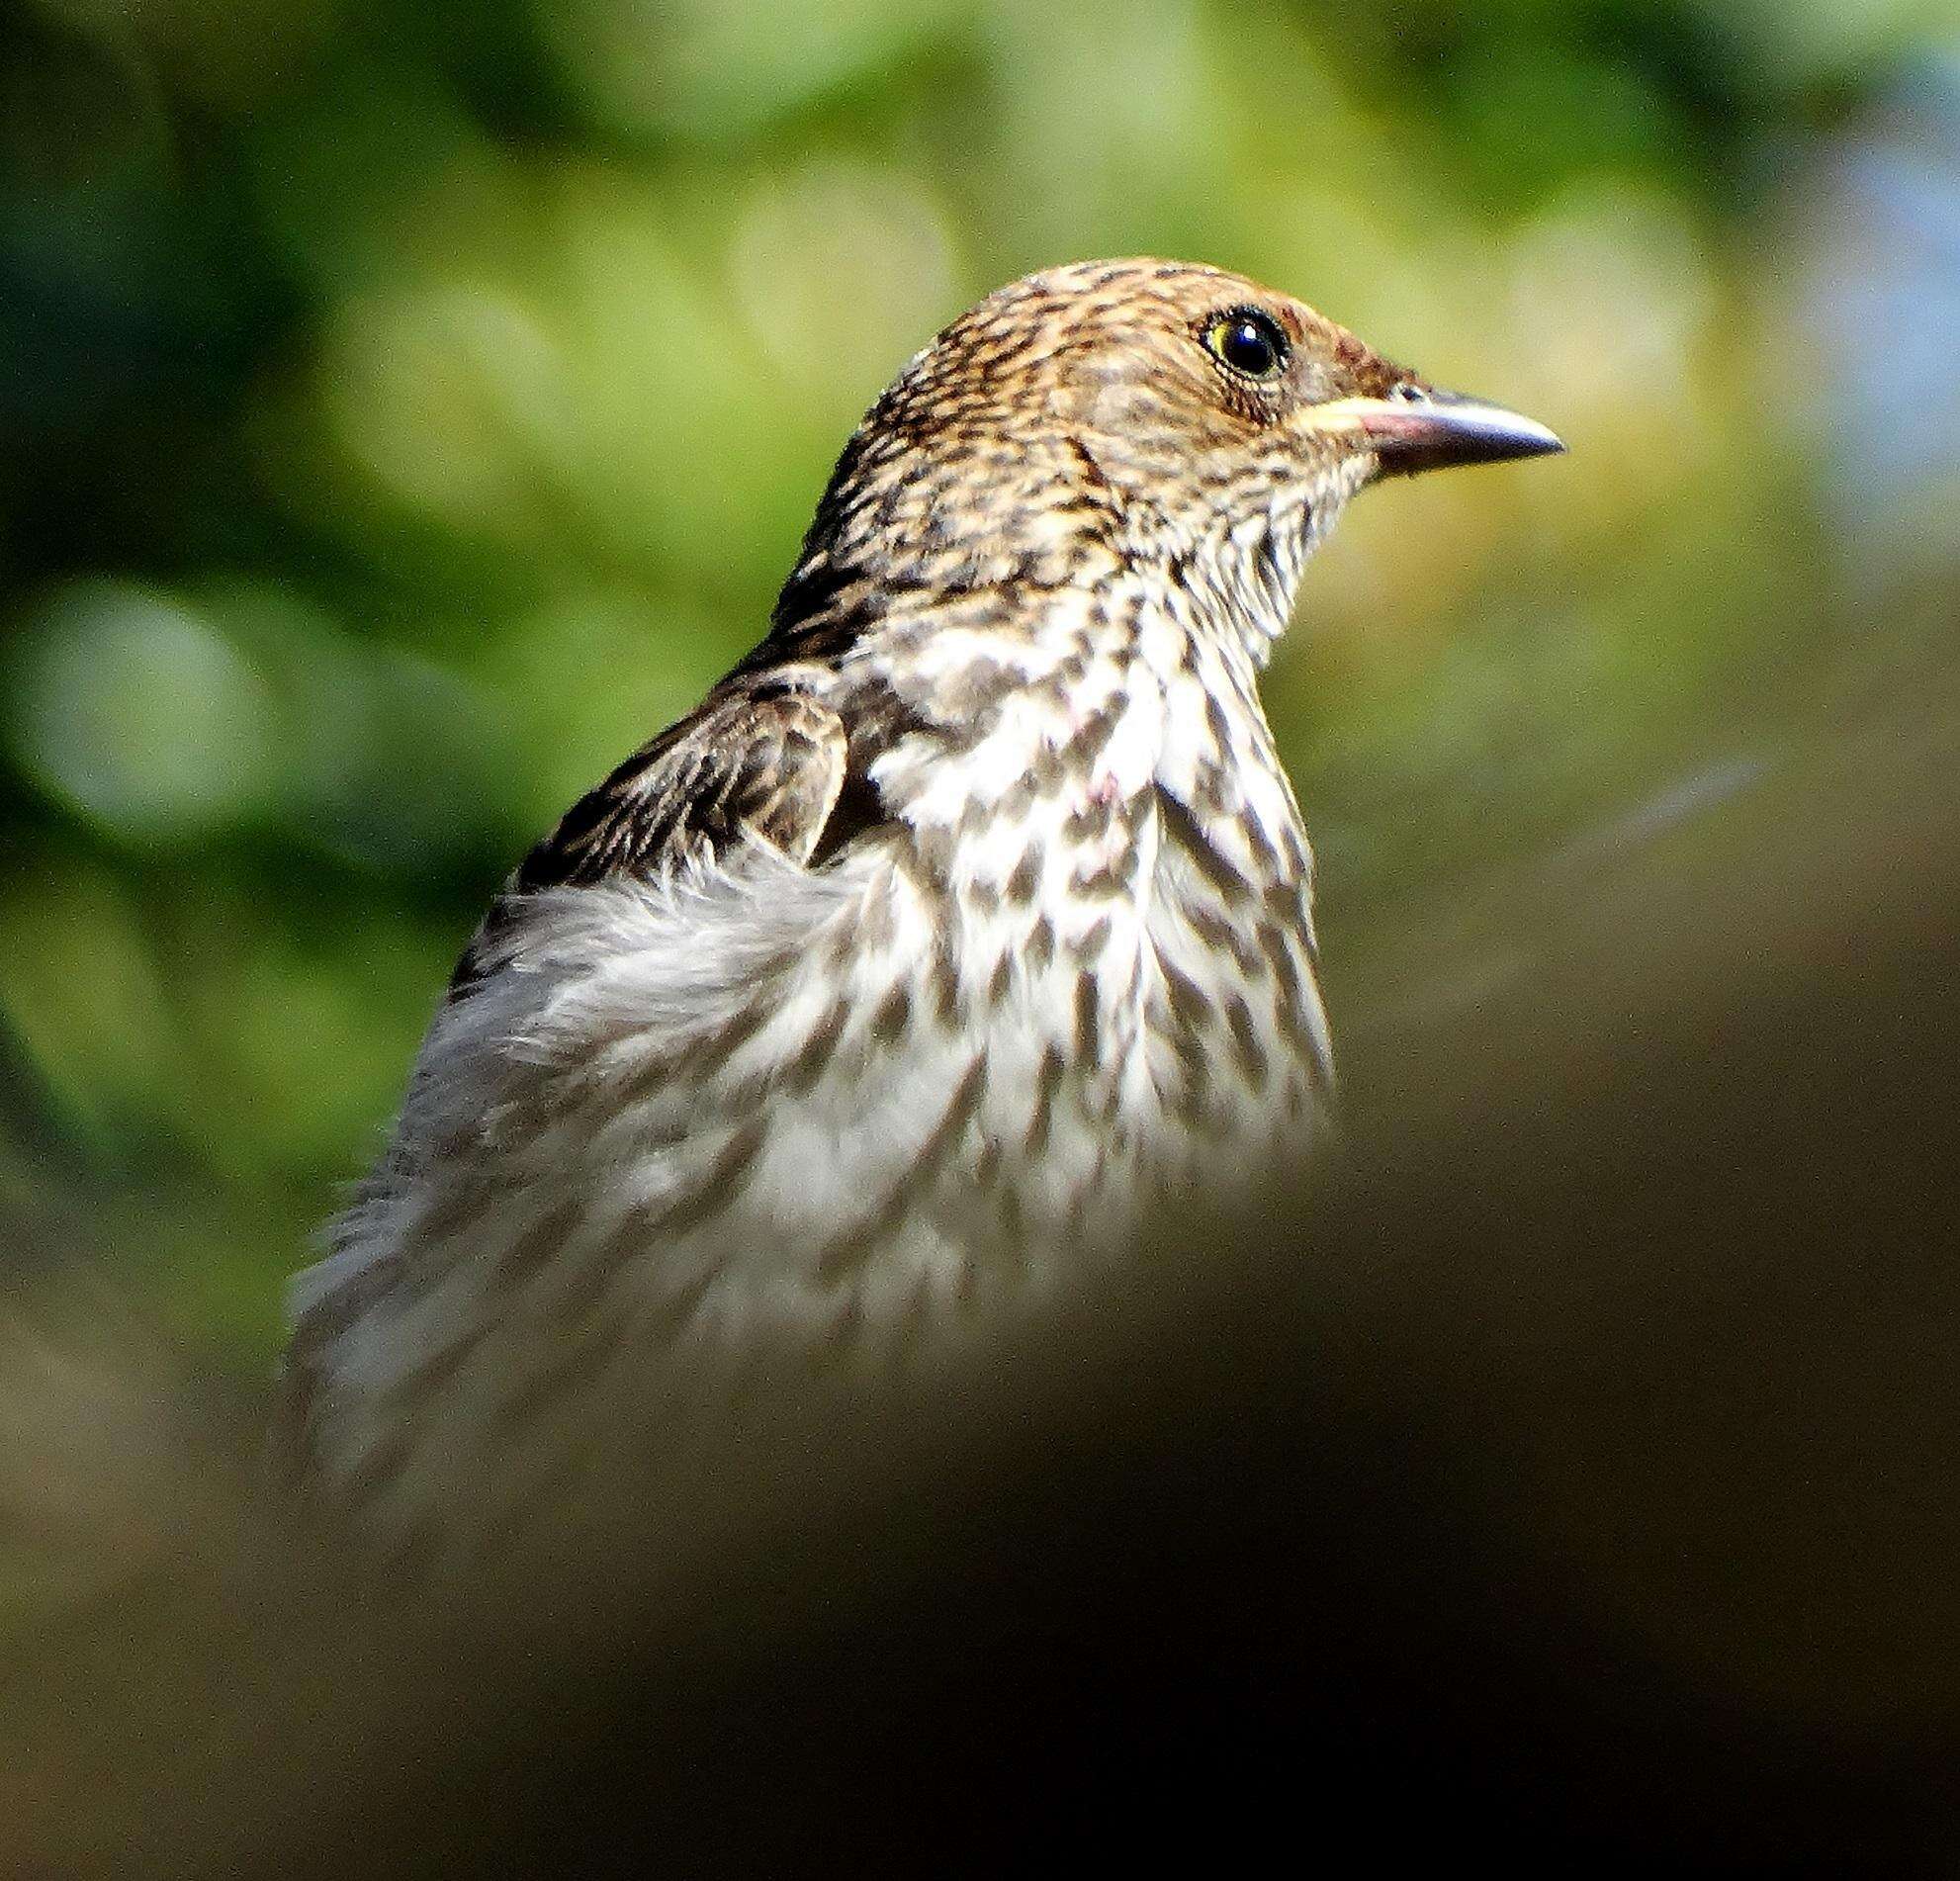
[450,682,852,996]
[281,681,856,1489]
[519,685,849,888]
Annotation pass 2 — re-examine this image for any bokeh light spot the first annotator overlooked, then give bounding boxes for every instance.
[8,582,282,841]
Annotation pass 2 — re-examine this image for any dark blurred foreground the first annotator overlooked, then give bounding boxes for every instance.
[5,653,1960,1878]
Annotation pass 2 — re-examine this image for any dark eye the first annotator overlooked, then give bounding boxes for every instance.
[1387,381,1430,403]
[1203,308,1290,382]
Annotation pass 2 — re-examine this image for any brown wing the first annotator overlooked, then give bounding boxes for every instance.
[519,684,849,888]
[450,682,851,995]
[279,686,854,1491]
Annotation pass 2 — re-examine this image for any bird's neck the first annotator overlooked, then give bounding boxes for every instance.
[1120,459,1374,675]
[769,476,1335,694]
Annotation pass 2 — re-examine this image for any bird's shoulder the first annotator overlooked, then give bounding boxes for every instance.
[450,671,907,996]
[522,679,850,888]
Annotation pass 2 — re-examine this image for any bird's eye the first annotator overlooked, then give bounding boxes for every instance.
[1387,381,1430,403]
[1203,309,1291,382]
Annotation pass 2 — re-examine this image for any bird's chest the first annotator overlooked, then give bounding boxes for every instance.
[873,618,1330,1241]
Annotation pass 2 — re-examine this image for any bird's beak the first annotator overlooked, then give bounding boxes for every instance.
[1311,391,1565,476]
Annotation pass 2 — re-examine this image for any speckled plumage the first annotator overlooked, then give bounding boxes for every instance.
[282,259,1559,1549]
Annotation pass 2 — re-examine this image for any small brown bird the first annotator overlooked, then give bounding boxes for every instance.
[283,259,1560,1550]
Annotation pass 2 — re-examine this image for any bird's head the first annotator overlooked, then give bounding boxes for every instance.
[1042,256,1559,496]
[786,257,1561,653]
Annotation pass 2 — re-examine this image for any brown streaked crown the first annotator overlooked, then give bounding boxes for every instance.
[820,258,1414,525]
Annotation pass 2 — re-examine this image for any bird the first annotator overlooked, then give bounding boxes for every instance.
[280,258,1561,1556]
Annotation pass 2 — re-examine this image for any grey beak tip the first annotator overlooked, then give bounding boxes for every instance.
[1381,392,1566,472]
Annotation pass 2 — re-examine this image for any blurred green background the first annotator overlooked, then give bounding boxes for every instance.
[2,0,1957,1370]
